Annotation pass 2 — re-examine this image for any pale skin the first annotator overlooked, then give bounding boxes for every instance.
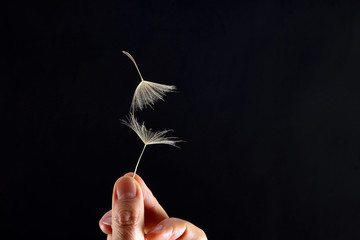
[99,173,207,240]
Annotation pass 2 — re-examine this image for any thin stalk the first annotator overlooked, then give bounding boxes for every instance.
[122,51,144,81]
[133,144,147,178]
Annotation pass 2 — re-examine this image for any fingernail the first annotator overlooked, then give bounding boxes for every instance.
[102,216,112,226]
[116,177,137,200]
[150,224,163,233]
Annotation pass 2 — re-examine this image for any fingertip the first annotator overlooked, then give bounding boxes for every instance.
[99,211,113,235]
[114,176,139,201]
[146,223,173,240]
[122,173,157,206]
[147,218,207,240]
[124,172,144,185]
[99,219,112,235]
[124,172,135,177]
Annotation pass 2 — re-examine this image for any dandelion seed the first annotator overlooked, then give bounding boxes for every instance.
[122,51,176,112]
[121,113,182,177]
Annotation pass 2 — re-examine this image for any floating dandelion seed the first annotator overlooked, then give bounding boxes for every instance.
[122,51,176,112]
[121,113,182,178]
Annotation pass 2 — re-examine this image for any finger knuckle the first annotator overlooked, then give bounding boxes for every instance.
[114,209,140,227]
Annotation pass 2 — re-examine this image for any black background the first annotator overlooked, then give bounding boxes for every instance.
[2,0,360,239]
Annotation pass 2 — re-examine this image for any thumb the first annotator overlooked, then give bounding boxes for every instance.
[111,176,145,240]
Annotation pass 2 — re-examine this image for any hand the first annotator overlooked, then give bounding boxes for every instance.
[99,173,207,240]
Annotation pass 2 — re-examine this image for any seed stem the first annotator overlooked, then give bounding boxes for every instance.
[122,51,144,81]
[133,144,147,178]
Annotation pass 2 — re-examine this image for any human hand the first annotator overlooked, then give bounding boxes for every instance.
[99,173,207,240]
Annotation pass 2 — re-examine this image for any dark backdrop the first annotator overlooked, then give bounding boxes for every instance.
[2,1,360,239]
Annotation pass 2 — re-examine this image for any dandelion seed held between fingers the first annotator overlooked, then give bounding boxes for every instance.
[121,51,181,178]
